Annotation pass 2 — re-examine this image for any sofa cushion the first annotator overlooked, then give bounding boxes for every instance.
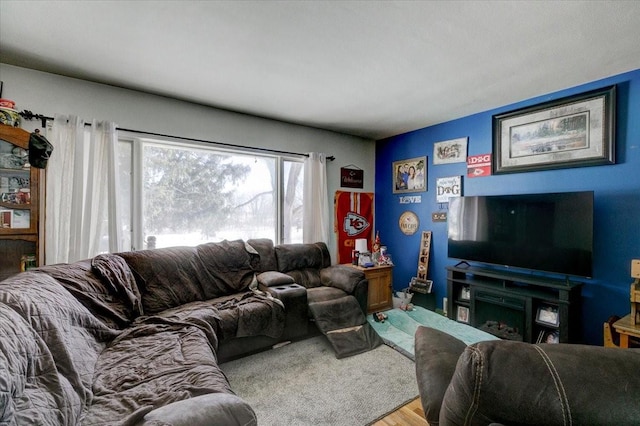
[285,268,323,288]
[152,293,285,343]
[118,240,260,314]
[306,286,348,305]
[91,253,143,318]
[414,326,467,426]
[118,246,205,314]
[194,240,260,298]
[247,238,278,273]
[275,242,332,272]
[37,256,142,328]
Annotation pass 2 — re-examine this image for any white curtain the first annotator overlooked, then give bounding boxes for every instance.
[46,115,122,264]
[302,152,329,243]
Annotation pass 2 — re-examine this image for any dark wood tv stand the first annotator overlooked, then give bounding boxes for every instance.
[446,265,583,343]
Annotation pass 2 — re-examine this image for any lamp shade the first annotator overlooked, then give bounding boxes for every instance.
[355,238,368,253]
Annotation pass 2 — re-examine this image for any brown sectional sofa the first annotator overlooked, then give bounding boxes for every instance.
[0,239,367,425]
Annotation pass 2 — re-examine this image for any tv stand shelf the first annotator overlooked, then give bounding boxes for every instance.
[446,265,583,343]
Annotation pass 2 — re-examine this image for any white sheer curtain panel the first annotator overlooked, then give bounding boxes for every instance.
[46,114,84,264]
[303,152,329,244]
[46,116,122,264]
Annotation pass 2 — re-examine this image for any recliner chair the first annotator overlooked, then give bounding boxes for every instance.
[414,325,640,425]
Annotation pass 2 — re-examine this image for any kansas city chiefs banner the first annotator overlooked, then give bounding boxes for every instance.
[334,191,374,264]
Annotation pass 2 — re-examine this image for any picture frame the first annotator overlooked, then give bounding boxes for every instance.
[0,210,13,228]
[410,277,433,294]
[459,286,471,301]
[11,209,30,229]
[433,137,468,165]
[358,252,373,267]
[536,304,560,327]
[536,329,560,344]
[393,156,427,194]
[456,305,470,323]
[493,85,615,174]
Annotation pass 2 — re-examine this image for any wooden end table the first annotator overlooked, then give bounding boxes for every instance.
[345,264,394,313]
[612,313,640,348]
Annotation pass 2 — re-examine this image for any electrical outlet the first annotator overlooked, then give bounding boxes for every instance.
[632,259,640,279]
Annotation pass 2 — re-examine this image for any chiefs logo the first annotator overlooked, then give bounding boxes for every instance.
[343,212,370,236]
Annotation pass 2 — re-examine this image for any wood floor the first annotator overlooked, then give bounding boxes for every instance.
[372,396,429,426]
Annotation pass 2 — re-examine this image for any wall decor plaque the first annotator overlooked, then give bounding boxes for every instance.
[340,166,364,188]
[398,211,419,235]
[416,231,432,280]
[467,153,492,178]
[433,137,468,165]
[431,212,447,222]
[436,175,462,204]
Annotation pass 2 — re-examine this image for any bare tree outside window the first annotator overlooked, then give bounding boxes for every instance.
[116,142,304,249]
[283,160,303,243]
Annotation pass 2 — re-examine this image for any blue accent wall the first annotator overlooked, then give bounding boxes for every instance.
[375,69,640,345]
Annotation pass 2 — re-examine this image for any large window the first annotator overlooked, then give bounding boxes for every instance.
[119,138,304,251]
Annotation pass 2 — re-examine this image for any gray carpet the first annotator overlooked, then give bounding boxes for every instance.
[219,335,418,425]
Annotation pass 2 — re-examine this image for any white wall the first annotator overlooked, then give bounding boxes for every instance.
[0,63,376,258]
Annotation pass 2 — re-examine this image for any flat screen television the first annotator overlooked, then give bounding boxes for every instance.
[447,191,594,278]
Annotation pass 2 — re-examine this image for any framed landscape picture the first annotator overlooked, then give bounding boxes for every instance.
[392,156,426,194]
[493,85,615,174]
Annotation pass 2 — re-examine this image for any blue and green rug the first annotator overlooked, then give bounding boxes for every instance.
[367,306,498,360]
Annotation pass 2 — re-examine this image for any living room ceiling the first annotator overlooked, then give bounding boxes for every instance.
[1,1,639,140]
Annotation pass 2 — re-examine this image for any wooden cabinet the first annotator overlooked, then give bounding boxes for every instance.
[347,264,394,313]
[446,265,583,343]
[0,124,44,281]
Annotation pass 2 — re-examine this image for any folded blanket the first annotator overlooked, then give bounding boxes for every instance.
[367,306,498,360]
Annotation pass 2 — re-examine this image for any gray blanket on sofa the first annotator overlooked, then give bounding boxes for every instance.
[0,240,282,425]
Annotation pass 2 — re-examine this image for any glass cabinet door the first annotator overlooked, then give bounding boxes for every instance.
[0,124,42,280]
[0,137,37,234]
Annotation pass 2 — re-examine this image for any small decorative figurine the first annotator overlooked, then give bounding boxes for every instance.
[372,231,381,253]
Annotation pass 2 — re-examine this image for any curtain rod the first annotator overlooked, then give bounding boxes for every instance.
[17,110,335,161]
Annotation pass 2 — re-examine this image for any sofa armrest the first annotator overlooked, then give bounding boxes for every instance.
[441,340,640,425]
[256,271,295,287]
[320,265,368,313]
[137,393,256,426]
[260,283,308,340]
[414,326,467,426]
[320,265,364,294]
